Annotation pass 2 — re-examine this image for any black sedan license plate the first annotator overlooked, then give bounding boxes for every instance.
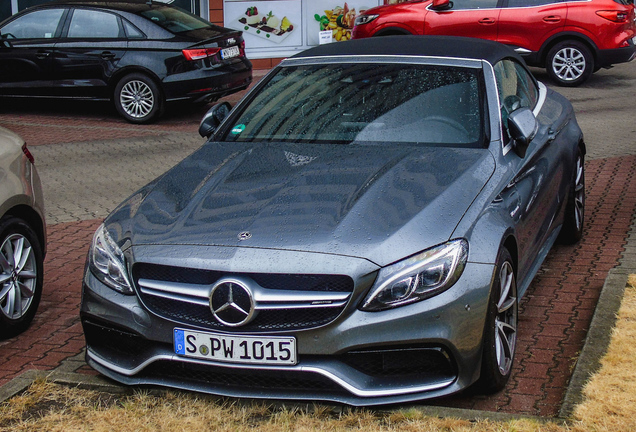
[174,328,297,365]
[221,46,240,59]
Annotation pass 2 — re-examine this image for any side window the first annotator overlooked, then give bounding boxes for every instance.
[68,9,122,38]
[493,59,539,140]
[507,0,563,7]
[123,20,145,39]
[0,9,64,39]
[452,0,499,10]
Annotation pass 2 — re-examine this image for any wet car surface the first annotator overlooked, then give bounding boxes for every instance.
[80,36,586,405]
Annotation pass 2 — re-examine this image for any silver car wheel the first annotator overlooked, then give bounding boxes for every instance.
[0,233,37,321]
[573,155,585,231]
[494,261,517,376]
[119,79,155,119]
[552,47,586,82]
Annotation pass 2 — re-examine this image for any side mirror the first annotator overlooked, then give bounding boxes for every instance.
[507,107,538,158]
[431,0,453,11]
[199,102,232,138]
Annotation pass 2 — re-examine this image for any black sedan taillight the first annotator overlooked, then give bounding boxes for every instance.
[182,47,222,61]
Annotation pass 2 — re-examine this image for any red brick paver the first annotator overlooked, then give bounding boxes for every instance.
[0,156,634,417]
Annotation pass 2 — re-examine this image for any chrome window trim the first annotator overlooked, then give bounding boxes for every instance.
[281,55,483,69]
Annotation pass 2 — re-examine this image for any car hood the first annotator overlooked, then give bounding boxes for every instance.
[109,142,495,267]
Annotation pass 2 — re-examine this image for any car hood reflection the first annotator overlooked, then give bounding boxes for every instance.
[111,142,495,266]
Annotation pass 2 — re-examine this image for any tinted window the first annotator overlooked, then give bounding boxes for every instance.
[140,6,210,33]
[222,63,485,147]
[0,9,64,39]
[452,0,499,10]
[507,0,562,6]
[68,9,121,38]
[123,20,145,39]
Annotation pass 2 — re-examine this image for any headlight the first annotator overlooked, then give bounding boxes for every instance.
[361,239,468,311]
[354,14,379,26]
[88,224,133,294]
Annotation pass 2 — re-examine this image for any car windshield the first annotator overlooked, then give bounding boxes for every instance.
[139,6,210,33]
[222,63,485,147]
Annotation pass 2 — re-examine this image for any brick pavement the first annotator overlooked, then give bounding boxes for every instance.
[0,67,634,416]
[0,154,633,417]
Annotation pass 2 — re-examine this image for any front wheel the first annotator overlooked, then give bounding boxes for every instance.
[0,217,44,339]
[114,73,164,124]
[546,41,594,87]
[476,247,518,393]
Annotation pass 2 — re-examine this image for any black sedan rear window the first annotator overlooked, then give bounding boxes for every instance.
[223,63,485,147]
[140,6,210,33]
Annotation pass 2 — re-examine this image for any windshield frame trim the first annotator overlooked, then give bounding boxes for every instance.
[282,55,484,69]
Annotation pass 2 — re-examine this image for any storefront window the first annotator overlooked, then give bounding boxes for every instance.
[223,0,382,59]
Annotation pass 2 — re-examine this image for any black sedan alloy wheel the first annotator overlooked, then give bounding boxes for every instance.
[115,73,164,124]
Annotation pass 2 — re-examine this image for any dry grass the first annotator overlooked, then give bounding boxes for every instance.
[1,275,635,432]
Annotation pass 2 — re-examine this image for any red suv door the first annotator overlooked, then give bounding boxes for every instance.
[497,0,567,54]
[424,0,501,41]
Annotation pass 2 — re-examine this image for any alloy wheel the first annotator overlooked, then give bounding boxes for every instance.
[573,155,585,231]
[494,261,517,376]
[119,80,155,119]
[552,47,586,82]
[0,233,37,320]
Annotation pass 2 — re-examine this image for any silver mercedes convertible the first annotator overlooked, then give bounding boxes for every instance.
[81,36,585,405]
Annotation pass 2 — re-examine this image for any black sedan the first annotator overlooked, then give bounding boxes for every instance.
[0,0,252,123]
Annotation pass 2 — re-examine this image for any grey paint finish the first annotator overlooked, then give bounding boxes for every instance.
[109,142,495,267]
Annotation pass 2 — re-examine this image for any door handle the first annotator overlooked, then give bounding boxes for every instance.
[35,50,51,59]
[478,17,496,24]
[101,51,116,60]
[543,15,561,23]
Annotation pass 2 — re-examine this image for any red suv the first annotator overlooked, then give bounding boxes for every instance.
[352,0,636,86]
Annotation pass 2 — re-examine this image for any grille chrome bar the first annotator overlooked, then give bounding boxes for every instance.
[138,278,351,310]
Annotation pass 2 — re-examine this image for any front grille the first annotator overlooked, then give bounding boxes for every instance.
[133,263,354,332]
[141,360,347,395]
[142,295,344,331]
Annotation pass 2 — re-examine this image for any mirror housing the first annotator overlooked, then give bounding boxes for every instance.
[507,107,538,158]
[199,102,232,138]
[431,0,453,11]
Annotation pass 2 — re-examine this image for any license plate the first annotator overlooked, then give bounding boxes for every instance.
[174,328,297,365]
[221,46,240,60]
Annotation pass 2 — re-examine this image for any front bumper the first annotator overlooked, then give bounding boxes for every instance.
[80,259,494,406]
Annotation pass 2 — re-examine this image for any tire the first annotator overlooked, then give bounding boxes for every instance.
[476,247,518,393]
[114,73,164,124]
[0,217,44,339]
[546,40,594,87]
[558,148,585,244]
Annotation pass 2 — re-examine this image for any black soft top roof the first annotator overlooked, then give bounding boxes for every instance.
[291,35,523,66]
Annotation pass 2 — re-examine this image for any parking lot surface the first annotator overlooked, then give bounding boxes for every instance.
[0,65,634,417]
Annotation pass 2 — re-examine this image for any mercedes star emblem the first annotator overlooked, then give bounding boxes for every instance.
[209,279,255,327]
[238,231,252,241]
